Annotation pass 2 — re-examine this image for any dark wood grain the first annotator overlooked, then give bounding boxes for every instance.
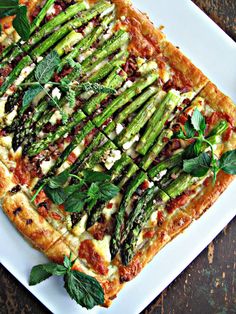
[0,1,235,313]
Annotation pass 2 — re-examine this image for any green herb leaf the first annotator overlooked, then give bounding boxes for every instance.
[0,7,18,18]
[29,264,53,286]
[184,118,195,138]
[44,186,67,205]
[219,149,236,175]
[64,270,104,309]
[13,5,30,41]
[64,192,88,213]
[47,170,70,189]
[43,263,67,276]
[63,255,72,269]
[0,0,19,8]
[191,108,206,133]
[35,51,60,84]
[183,152,211,177]
[83,169,111,183]
[99,182,120,201]
[22,85,44,111]
[87,182,100,199]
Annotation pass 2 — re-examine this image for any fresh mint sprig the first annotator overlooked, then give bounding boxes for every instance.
[29,254,104,309]
[173,108,236,182]
[32,169,120,213]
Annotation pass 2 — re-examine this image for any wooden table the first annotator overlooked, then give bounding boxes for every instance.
[0,1,235,313]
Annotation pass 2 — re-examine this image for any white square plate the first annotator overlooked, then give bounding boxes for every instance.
[0,0,236,313]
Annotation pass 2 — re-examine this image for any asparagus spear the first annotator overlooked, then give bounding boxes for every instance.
[83,67,127,114]
[0,55,33,97]
[31,0,56,33]
[54,30,85,57]
[59,14,114,69]
[6,1,88,62]
[136,90,181,155]
[141,129,174,170]
[12,100,48,151]
[121,188,169,265]
[81,29,129,68]
[163,172,196,199]
[27,110,86,156]
[31,1,111,58]
[116,91,162,146]
[93,73,158,127]
[104,85,159,135]
[118,163,139,188]
[121,186,156,242]
[158,166,182,189]
[110,171,147,259]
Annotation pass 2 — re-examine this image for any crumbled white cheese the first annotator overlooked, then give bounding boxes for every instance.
[100,4,115,17]
[123,134,140,150]
[5,108,17,126]
[104,149,121,170]
[0,135,12,149]
[46,4,56,16]
[36,56,43,63]
[116,123,124,135]
[52,87,62,100]
[139,61,158,75]
[153,169,167,182]
[41,158,55,175]
[117,80,133,95]
[102,193,122,219]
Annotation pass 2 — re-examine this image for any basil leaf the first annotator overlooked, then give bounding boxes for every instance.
[48,170,69,189]
[99,182,120,201]
[191,108,206,132]
[183,152,211,177]
[219,149,236,175]
[13,6,30,41]
[184,118,195,138]
[193,139,202,156]
[0,0,18,9]
[64,192,87,212]
[44,186,67,205]
[64,184,83,197]
[64,270,104,309]
[83,169,111,183]
[35,51,60,84]
[22,85,44,111]
[29,264,53,286]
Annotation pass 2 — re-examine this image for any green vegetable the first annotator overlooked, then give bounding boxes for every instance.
[183,152,211,177]
[22,86,44,111]
[29,254,104,309]
[0,1,30,40]
[219,150,236,175]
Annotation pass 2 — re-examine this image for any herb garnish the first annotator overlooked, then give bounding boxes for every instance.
[0,0,30,40]
[174,108,236,181]
[21,52,116,122]
[32,169,120,213]
[29,254,104,309]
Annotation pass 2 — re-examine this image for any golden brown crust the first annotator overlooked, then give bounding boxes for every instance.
[161,210,192,238]
[200,82,236,126]
[2,191,62,252]
[0,160,15,198]
[185,171,234,219]
[161,41,209,92]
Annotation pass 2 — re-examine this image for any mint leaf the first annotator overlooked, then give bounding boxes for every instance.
[87,183,100,199]
[64,270,104,309]
[29,264,52,286]
[35,51,60,84]
[83,169,111,183]
[43,263,67,276]
[219,150,236,175]
[183,152,211,177]
[44,186,67,205]
[47,170,70,189]
[64,192,88,213]
[0,0,19,8]
[22,86,43,111]
[0,8,18,18]
[191,108,206,133]
[184,118,195,138]
[99,182,120,201]
[13,6,30,41]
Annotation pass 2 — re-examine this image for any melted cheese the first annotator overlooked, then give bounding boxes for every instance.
[73,214,88,237]
[92,235,111,263]
[41,158,55,175]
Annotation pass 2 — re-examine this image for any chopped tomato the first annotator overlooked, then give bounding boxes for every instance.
[143,230,155,239]
[166,193,189,214]
[14,160,31,185]
[51,212,62,221]
[140,180,149,190]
